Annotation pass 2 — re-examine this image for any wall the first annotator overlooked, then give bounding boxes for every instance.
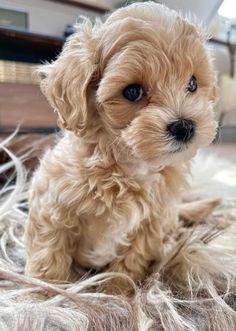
[0,0,100,37]
[163,0,223,25]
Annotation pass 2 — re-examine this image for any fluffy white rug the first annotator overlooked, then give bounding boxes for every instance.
[0,134,236,331]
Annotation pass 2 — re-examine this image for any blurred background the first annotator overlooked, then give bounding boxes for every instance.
[0,0,236,166]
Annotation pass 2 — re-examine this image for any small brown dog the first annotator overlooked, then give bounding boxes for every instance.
[25,2,220,291]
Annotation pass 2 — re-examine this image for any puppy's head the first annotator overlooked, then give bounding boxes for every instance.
[41,2,218,168]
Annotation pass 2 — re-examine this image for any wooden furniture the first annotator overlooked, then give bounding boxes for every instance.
[0,27,62,135]
[0,82,57,133]
[46,0,111,13]
[0,27,64,64]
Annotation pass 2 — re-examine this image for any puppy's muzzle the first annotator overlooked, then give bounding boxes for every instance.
[168,119,195,143]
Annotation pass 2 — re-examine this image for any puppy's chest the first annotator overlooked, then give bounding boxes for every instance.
[75,177,164,268]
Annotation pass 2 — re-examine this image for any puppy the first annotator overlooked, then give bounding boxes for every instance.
[25,2,219,292]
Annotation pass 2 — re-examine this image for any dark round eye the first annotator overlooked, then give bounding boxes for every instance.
[123,84,144,102]
[187,75,197,93]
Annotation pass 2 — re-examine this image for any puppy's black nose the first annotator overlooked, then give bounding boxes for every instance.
[168,119,195,142]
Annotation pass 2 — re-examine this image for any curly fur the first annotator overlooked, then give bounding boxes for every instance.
[0,135,236,330]
[23,2,222,294]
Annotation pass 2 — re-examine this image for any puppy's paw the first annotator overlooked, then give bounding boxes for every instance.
[101,276,136,297]
[179,198,221,224]
[101,261,139,296]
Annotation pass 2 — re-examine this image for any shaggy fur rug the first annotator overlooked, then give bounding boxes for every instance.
[0,134,236,331]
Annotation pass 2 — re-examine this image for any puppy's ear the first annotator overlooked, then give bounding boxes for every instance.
[39,19,98,135]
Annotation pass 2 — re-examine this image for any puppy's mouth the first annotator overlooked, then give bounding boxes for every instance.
[170,142,190,154]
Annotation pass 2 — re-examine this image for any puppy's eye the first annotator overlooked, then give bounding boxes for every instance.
[187,75,197,93]
[123,84,144,102]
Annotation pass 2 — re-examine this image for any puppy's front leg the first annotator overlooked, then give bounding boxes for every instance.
[25,212,79,283]
[105,218,162,295]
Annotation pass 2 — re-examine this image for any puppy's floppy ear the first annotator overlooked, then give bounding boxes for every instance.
[39,19,98,135]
